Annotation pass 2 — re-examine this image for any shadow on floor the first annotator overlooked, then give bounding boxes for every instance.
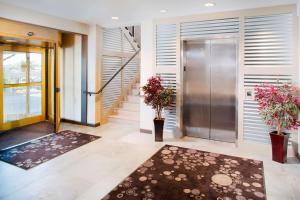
[0,121,54,150]
[286,157,300,164]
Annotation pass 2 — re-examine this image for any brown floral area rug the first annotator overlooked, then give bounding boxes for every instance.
[0,130,100,170]
[103,145,266,200]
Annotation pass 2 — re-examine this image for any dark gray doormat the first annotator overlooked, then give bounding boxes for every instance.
[0,130,100,170]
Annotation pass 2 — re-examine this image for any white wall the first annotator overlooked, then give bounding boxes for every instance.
[61,34,82,122]
[87,24,103,125]
[60,25,103,125]
[297,2,300,156]
[140,20,155,132]
[0,2,88,34]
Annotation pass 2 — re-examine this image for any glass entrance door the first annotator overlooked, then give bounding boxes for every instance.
[0,46,45,131]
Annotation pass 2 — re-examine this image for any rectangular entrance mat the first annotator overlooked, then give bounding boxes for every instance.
[102,145,266,200]
[0,130,100,170]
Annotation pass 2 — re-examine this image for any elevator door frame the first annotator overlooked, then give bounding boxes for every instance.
[181,36,239,143]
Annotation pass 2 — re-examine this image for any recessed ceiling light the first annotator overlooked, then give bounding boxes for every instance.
[205,2,216,7]
[160,9,167,13]
[111,16,119,20]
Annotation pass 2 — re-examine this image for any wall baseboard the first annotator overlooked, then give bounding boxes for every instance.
[61,118,100,127]
[291,140,300,161]
[140,129,152,134]
[296,152,300,162]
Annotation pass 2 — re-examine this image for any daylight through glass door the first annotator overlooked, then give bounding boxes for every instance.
[1,47,45,131]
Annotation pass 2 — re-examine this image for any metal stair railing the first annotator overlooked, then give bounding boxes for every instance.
[86,48,140,96]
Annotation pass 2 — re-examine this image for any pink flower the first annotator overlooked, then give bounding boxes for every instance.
[142,76,174,119]
[294,97,300,107]
[255,84,300,134]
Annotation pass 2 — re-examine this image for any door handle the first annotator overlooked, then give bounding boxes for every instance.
[55,88,61,93]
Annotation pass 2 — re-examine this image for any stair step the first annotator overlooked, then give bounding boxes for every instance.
[121,102,140,111]
[109,114,139,124]
[117,109,139,117]
[126,95,140,103]
[107,80,140,124]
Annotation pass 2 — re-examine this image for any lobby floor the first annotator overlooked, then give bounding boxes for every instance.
[0,121,299,200]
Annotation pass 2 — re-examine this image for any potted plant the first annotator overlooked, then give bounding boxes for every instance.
[142,76,174,142]
[255,84,300,163]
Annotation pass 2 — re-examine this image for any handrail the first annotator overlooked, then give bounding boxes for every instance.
[4,53,16,61]
[86,48,141,96]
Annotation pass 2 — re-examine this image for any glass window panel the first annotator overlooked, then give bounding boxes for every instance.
[30,53,42,83]
[3,51,27,84]
[29,86,42,116]
[3,87,27,123]
[2,50,43,124]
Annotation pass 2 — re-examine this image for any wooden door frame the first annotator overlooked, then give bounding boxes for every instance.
[0,46,46,131]
[0,18,62,133]
[53,43,61,133]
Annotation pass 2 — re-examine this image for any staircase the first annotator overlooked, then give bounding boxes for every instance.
[92,26,141,125]
[108,83,140,124]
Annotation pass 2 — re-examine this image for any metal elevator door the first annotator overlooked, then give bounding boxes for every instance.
[183,38,237,143]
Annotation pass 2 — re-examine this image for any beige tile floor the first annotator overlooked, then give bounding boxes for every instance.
[0,121,299,200]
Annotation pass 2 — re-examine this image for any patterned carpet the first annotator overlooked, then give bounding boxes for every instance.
[103,145,266,200]
[0,130,100,170]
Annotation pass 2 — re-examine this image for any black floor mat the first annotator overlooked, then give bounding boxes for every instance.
[0,121,53,150]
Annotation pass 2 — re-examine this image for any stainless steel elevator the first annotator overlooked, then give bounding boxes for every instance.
[182,38,237,143]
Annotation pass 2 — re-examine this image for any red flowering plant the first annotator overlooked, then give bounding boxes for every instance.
[254,84,300,135]
[142,76,174,120]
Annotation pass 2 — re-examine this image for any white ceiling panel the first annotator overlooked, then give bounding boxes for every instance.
[0,0,297,27]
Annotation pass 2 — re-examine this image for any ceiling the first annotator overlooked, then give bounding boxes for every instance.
[0,36,54,48]
[0,0,298,27]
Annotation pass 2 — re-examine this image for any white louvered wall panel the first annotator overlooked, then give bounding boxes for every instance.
[243,74,292,143]
[123,58,139,88]
[103,28,122,52]
[157,73,177,131]
[180,18,239,39]
[103,28,136,53]
[123,35,135,53]
[156,24,177,67]
[102,56,122,113]
[244,14,293,67]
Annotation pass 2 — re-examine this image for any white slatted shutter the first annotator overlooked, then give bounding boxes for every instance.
[123,35,135,53]
[156,24,177,67]
[102,56,122,113]
[103,28,122,52]
[158,73,177,131]
[243,13,295,143]
[181,18,239,39]
[244,14,293,67]
[123,58,139,88]
[103,28,136,53]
